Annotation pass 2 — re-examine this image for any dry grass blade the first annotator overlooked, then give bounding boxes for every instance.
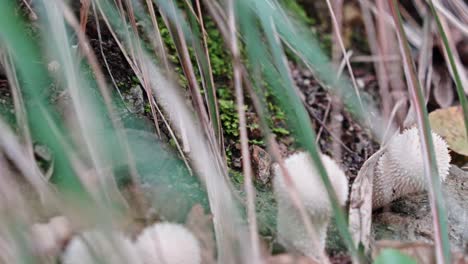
[112,33,250,259]
[227,0,261,263]
[432,0,468,36]
[80,0,91,34]
[389,1,451,263]
[358,0,392,120]
[41,0,129,209]
[193,0,224,151]
[0,51,35,163]
[241,69,331,264]
[21,0,37,20]
[325,0,365,120]
[0,117,53,204]
[145,0,170,70]
[91,0,193,175]
[426,0,468,138]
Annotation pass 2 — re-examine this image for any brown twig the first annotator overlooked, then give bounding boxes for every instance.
[227,0,261,262]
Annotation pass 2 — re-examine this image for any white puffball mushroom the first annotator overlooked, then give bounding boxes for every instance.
[49,215,72,242]
[135,222,201,264]
[62,230,141,264]
[31,223,57,256]
[273,152,349,259]
[31,216,72,257]
[372,127,451,209]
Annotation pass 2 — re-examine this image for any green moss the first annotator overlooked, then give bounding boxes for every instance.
[279,0,316,26]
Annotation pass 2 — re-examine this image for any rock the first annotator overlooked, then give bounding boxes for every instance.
[34,144,52,162]
[251,145,272,185]
[124,85,145,114]
[372,166,468,251]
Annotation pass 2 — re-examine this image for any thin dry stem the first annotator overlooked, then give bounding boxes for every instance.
[389,1,451,262]
[227,0,261,262]
[325,0,365,120]
[358,0,392,120]
[242,68,331,264]
[195,0,224,152]
[93,0,193,174]
[80,0,91,34]
[60,0,142,215]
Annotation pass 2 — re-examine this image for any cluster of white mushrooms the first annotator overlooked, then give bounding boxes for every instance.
[273,127,451,259]
[27,217,201,264]
[63,222,201,264]
[3,129,450,263]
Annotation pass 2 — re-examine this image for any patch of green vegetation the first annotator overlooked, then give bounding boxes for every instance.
[144,103,151,114]
[229,169,244,184]
[279,0,316,26]
[156,4,297,166]
[272,127,289,136]
[204,20,233,80]
[0,101,15,128]
[218,86,239,138]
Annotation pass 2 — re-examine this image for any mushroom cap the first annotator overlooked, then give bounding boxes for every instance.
[48,216,71,242]
[273,152,349,216]
[31,223,58,256]
[373,128,451,208]
[62,230,141,264]
[383,127,450,187]
[31,216,72,256]
[135,222,201,264]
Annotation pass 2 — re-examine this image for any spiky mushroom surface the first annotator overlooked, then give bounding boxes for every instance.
[372,128,451,209]
[135,222,201,264]
[61,230,141,264]
[273,152,349,259]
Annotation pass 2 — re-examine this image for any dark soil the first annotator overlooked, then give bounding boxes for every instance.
[0,5,380,262]
[290,63,379,179]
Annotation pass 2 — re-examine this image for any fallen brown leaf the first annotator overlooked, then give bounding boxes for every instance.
[429,106,468,156]
[348,149,385,252]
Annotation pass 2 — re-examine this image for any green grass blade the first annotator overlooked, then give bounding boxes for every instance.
[426,0,468,138]
[389,1,451,263]
[183,0,223,148]
[235,0,363,261]
[0,0,85,195]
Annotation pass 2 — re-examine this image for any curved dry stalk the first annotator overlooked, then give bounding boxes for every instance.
[325,0,365,120]
[92,0,193,175]
[389,1,451,263]
[1,52,37,171]
[432,0,468,36]
[243,76,331,264]
[145,0,170,70]
[142,56,253,263]
[227,0,261,262]
[44,1,132,212]
[0,118,54,204]
[194,0,224,152]
[358,0,392,120]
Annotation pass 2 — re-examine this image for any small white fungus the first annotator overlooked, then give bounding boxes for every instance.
[273,152,348,259]
[31,215,72,257]
[61,230,141,264]
[135,222,201,264]
[372,127,451,209]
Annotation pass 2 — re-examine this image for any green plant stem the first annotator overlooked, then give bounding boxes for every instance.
[426,0,468,138]
[389,1,451,263]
